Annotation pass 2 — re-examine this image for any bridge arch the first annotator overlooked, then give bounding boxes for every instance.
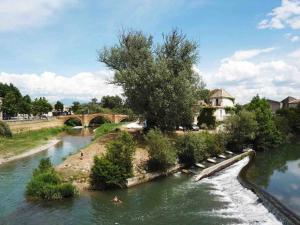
[87,115,111,127]
[62,116,83,126]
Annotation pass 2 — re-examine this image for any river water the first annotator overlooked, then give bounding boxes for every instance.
[0,130,283,225]
[246,140,300,218]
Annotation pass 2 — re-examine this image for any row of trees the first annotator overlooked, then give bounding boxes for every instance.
[224,95,288,151]
[0,83,53,118]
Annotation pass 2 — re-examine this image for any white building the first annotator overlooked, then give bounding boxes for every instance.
[209,89,235,121]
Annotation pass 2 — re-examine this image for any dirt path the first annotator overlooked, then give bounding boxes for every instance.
[56,132,149,190]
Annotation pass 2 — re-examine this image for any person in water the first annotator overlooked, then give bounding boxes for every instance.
[112,196,122,204]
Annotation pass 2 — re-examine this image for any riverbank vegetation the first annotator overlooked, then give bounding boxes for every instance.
[93,123,123,140]
[0,127,65,156]
[26,158,77,200]
[90,132,136,190]
[0,121,12,137]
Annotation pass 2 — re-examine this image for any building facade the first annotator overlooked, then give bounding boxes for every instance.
[209,89,235,121]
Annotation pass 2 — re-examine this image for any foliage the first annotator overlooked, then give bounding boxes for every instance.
[224,109,258,151]
[54,101,64,112]
[0,82,51,118]
[32,97,53,116]
[19,95,32,115]
[176,133,209,165]
[246,95,282,151]
[99,29,204,131]
[276,104,300,135]
[197,107,216,129]
[176,132,226,165]
[100,95,123,109]
[26,158,77,200]
[90,132,136,190]
[145,129,176,171]
[0,121,12,137]
[71,101,81,114]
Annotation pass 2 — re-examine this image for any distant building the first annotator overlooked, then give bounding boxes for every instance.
[281,96,297,109]
[266,99,281,113]
[0,97,3,120]
[209,89,235,121]
[289,99,300,108]
[267,96,300,112]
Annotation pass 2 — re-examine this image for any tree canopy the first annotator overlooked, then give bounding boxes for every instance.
[99,29,204,131]
[54,101,64,112]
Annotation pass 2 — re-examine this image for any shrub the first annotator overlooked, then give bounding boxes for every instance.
[90,131,136,190]
[90,157,127,189]
[176,133,209,165]
[0,121,12,137]
[145,129,176,171]
[176,132,226,165]
[224,109,258,151]
[26,158,77,200]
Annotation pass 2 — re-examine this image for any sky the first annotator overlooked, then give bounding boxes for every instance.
[0,0,300,104]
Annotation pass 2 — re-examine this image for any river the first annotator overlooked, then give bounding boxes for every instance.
[246,140,300,218]
[0,129,285,225]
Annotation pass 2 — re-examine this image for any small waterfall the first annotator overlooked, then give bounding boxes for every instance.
[200,157,282,225]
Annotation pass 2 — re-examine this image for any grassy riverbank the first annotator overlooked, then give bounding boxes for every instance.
[0,127,64,157]
[93,123,125,140]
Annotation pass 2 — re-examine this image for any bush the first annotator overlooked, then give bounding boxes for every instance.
[145,129,176,171]
[176,133,209,165]
[176,132,226,165]
[0,121,12,137]
[26,158,77,200]
[90,157,127,189]
[224,109,258,151]
[90,131,136,190]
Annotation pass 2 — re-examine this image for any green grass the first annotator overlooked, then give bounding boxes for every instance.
[93,123,125,140]
[0,127,64,157]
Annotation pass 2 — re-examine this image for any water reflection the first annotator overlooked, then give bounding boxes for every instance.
[246,140,300,216]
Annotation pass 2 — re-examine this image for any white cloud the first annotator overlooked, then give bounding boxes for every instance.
[225,48,275,61]
[258,0,300,30]
[288,48,300,57]
[285,33,300,41]
[0,0,77,31]
[0,71,122,103]
[198,48,300,104]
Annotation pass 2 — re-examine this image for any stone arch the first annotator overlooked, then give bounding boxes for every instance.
[87,115,111,127]
[62,116,83,126]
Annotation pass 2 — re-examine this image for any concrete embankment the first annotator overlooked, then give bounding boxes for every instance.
[126,164,182,188]
[194,150,254,181]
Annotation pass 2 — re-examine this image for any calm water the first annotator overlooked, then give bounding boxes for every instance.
[246,140,300,217]
[0,130,282,225]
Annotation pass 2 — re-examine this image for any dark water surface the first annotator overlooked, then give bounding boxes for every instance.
[0,129,283,225]
[246,140,300,217]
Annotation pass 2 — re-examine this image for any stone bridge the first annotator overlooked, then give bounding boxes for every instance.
[57,113,129,127]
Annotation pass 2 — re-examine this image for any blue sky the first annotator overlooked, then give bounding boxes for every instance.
[0,0,300,103]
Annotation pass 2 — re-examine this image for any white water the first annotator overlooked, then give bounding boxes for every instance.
[199,157,282,225]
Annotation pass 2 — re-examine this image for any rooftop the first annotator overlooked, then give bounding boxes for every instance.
[210,89,235,100]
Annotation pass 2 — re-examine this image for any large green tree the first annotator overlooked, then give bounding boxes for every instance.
[99,30,203,131]
[54,101,64,112]
[32,97,53,116]
[101,95,123,109]
[19,95,32,115]
[246,95,282,151]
